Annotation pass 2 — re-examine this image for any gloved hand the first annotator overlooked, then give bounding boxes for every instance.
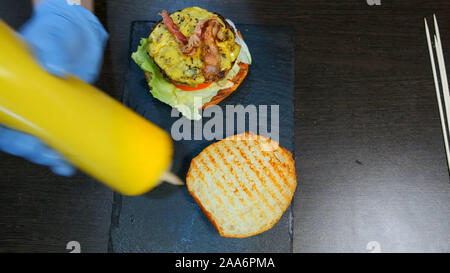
[0,127,75,176]
[0,0,108,176]
[20,0,108,83]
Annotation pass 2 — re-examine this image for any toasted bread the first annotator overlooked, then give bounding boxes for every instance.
[186,132,297,238]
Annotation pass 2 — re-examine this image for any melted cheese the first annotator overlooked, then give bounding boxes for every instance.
[148,7,241,86]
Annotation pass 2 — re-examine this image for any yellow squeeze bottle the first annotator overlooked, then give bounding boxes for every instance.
[0,20,173,195]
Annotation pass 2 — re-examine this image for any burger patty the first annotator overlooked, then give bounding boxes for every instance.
[147,7,241,86]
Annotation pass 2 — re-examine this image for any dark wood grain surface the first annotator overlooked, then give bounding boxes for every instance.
[1,0,450,252]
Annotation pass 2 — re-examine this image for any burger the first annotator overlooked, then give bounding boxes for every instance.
[132,7,252,120]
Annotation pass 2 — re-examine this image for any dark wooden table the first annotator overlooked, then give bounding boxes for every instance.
[1,0,450,252]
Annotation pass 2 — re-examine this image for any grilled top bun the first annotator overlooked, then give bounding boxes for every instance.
[186,133,297,238]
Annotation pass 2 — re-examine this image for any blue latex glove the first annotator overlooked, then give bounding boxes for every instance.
[21,0,108,83]
[0,127,75,176]
[0,0,108,176]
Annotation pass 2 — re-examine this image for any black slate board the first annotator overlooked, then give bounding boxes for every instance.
[109,21,295,253]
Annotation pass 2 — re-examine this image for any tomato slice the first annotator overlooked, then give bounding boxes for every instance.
[171,81,213,91]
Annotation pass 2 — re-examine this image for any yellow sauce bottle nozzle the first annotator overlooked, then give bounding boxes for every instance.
[0,20,175,195]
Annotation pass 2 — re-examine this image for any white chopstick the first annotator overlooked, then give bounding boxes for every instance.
[425,15,450,172]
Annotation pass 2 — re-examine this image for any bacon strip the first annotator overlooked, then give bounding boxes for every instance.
[181,19,209,56]
[201,20,222,82]
[159,10,188,46]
